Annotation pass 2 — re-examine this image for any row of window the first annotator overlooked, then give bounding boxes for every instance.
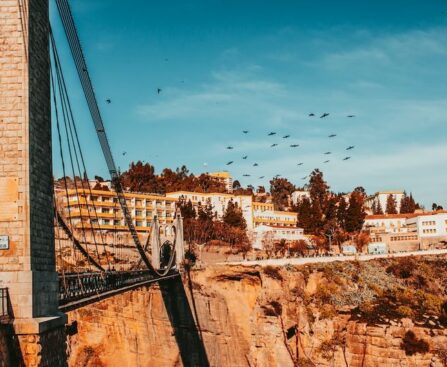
[390,235,418,242]
[422,221,436,226]
[422,228,437,234]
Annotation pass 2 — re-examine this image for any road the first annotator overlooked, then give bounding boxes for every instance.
[224,248,447,267]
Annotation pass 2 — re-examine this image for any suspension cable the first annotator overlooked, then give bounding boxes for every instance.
[55,0,153,270]
[50,29,111,269]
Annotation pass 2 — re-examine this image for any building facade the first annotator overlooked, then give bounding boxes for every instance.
[365,191,405,214]
[208,171,233,193]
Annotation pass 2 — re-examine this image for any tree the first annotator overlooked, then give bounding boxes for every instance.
[337,197,348,229]
[308,169,330,232]
[233,180,241,191]
[386,194,397,214]
[354,231,371,253]
[375,200,384,215]
[400,192,418,214]
[177,197,196,220]
[345,192,366,233]
[223,200,247,229]
[297,197,314,234]
[432,203,444,211]
[270,177,295,210]
[121,161,163,193]
[257,186,266,194]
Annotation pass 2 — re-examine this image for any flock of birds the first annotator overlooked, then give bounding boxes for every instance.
[106,87,357,184]
[221,113,357,181]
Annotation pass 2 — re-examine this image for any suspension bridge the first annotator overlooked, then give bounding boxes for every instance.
[49,0,185,311]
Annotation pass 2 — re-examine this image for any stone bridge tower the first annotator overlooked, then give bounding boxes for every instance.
[0,0,67,365]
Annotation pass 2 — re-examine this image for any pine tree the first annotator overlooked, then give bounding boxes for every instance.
[345,192,366,232]
[408,193,416,213]
[223,200,247,229]
[386,194,397,214]
[297,197,314,234]
[376,200,384,215]
[400,192,410,214]
[337,197,348,230]
[371,200,377,214]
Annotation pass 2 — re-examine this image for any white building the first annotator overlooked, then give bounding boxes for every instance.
[252,225,306,250]
[365,191,404,214]
[208,171,233,193]
[291,190,310,205]
[363,214,412,234]
[406,211,447,239]
[166,191,254,229]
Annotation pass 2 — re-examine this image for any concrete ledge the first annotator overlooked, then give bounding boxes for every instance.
[13,313,67,335]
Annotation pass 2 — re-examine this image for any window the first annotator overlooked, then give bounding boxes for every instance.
[102,208,109,214]
[136,221,143,227]
[136,200,142,206]
[136,210,142,217]
[102,219,110,225]
[113,220,120,226]
[91,219,98,225]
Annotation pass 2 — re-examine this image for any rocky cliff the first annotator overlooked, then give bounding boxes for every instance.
[67,256,447,366]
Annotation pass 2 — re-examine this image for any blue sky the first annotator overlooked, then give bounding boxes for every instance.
[50,0,447,207]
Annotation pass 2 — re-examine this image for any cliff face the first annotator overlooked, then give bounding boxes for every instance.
[67,257,447,367]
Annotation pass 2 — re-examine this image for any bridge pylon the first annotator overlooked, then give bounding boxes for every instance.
[0,0,67,365]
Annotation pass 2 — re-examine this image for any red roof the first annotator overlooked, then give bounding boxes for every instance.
[366,210,447,220]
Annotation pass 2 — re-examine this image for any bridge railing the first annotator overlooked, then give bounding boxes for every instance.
[58,270,160,306]
[0,288,11,323]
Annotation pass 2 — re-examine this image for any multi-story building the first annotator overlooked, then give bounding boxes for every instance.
[406,211,447,247]
[252,225,306,250]
[363,211,447,251]
[364,214,414,234]
[252,202,297,228]
[57,188,177,236]
[166,190,253,227]
[208,171,233,193]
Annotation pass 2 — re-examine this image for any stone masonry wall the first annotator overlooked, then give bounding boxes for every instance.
[0,0,58,319]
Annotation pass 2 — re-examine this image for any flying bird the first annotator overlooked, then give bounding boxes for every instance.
[308,113,315,117]
[301,176,308,180]
[157,88,162,94]
[346,146,355,150]
[226,146,234,150]
[253,163,258,167]
[328,134,337,138]
[270,143,278,147]
[106,99,111,104]
[274,174,281,178]
[242,155,248,159]
[283,135,290,139]
[243,174,251,177]
[268,132,277,136]
[297,163,303,166]
[347,115,355,118]
[226,161,234,165]
[122,151,127,156]
[320,113,330,118]
[259,176,265,179]
[243,130,249,134]
[343,157,351,161]
[324,160,330,163]
[290,144,299,148]
[324,152,332,155]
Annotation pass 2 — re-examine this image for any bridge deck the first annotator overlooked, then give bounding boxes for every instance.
[59,270,180,312]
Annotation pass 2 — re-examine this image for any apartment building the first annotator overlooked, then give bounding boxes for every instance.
[252,202,297,228]
[58,188,177,234]
[363,211,447,251]
[252,225,306,250]
[208,171,233,193]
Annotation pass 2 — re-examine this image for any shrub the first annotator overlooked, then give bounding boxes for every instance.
[401,331,429,356]
[263,266,283,281]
